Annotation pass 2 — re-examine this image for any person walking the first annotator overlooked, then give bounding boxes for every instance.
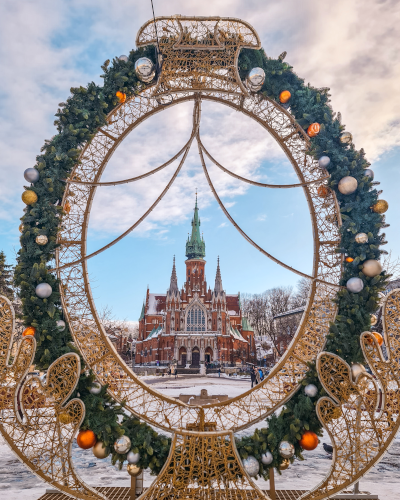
[218,367,221,378]
[250,368,256,388]
[255,367,261,385]
[258,368,264,382]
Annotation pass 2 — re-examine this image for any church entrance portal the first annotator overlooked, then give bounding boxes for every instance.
[179,347,187,366]
[205,347,213,364]
[191,347,200,367]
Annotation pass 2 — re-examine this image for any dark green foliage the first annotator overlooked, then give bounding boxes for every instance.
[0,251,14,300]
[15,43,386,477]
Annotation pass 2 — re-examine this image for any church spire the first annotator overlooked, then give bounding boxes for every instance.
[185,192,206,260]
[169,255,178,293]
[214,256,223,293]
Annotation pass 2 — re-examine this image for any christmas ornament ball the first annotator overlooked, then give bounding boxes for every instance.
[279,90,291,103]
[56,320,66,330]
[299,431,319,451]
[345,257,354,263]
[307,123,320,137]
[351,363,366,381]
[340,131,353,144]
[355,233,368,244]
[127,451,140,464]
[118,55,129,62]
[338,176,358,195]
[127,464,142,477]
[261,451,273,465]
[89,382,102,395]
[346,277,364,293]
[317,185,329,198]
[362,259,382,277]
[23,326,36,337]
[93,441,109,459]
[19,224,24,233]
[318,156,331,169]
[35,235,48,245]
[279,459,290,471]
[116,91,126,104]
[242,456,260,477]
[22,190,38,205]
[367,331,384,346]
[372,200,388,214]
[24,167,40,183]
[135,57,155,83]
[364,169,374,180]
[77,430,97,449]
[35,283,52,298]
[304,384,318,397]
[279,441,295,459]
[114,435,131,454]
[370,314,378,326]
[246,67,265,91]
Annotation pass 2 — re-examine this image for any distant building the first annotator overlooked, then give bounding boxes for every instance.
[135,196,255,367]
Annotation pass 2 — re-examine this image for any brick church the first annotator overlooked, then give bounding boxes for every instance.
[135,196,255,367]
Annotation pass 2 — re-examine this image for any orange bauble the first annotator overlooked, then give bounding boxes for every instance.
[116,91,126,103]
[299,431,319,451]
[64,201,71,214]
[317,185,329,198]
[345,257,354,263]
[23,326,36,337]
[367,331,384,346]
[279,90,291,104]
[307,123,320,137]
[77,430,97,449]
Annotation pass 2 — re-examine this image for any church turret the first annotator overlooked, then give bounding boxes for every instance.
[214,256,223,294]
[168,256,179,295]
[185,193,205,260]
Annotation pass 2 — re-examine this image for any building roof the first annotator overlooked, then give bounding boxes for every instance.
[226,295,240,314]
[241,316,254,332]
[185,194,206,260]
[273,306,305,320]
[147,293,166,315]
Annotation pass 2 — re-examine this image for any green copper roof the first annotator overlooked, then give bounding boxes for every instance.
[138,301,145,321]
[185,194,205,260]
[242,316,254,332]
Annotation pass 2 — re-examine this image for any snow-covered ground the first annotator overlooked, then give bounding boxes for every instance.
[1,375,399,499]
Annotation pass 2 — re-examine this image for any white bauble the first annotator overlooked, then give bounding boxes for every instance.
[355,233,368,244]
[261,451,273,465]
[35,283,52,298]
[338,176,358,195]
[304,384,318,397]
[346,277,364,293]
[24,168,40,183]
[246,67,265,92]
[364,169,374,180]
[56,320,66,331]
[242,456,260,477]
[127,451,140,464]
[119,55,129,62]
[362,260,382,278]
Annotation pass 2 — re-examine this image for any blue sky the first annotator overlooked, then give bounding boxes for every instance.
[1,0,400,321]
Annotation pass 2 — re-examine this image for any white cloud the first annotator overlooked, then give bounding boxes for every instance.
[218,222,228,228]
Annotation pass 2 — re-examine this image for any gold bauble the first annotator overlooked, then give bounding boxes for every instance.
[370,314,378,326]
[22,190,38,205]
[355,233,368,244]
[340,131,352,144]
[351,363,366,381]
[279,459,290,471]
[36,235,48,245]
[372,200,388,214]
[362,259,382,278]
[19,224,24,233]
[93,441,109,459]
[58,411,74,424]
[127,464,142,477]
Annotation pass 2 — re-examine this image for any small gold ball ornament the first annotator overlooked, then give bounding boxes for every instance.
[279,459,290,471]
[372,200,388,214]
[127,464,142,477]
[22,190,38,205]
[362,259,382,278]
[19,224,24,233]
[93,441,109,459]
[340,131,352,144]
[371,314,378,326]
[355,233,368,244]
[36,235,48,245]
[351,363,366,381]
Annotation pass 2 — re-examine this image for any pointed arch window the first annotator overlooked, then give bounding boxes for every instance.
[186,303,206,332]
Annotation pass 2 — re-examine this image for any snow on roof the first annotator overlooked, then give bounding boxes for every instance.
[147,293,166,315]
[273,306,305,320]
[228,310,238,316]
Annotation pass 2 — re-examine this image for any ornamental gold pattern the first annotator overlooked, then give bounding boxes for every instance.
[0,296,104,500]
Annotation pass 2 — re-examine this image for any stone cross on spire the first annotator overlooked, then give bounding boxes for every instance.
[214,256,223,293]
[185,193,206,260]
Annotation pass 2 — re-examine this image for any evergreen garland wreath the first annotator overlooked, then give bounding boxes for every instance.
[14,44,389,476]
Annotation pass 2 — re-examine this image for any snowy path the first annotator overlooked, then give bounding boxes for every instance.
[1,375,399,499]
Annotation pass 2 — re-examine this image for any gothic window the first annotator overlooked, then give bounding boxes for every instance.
[186,303,206,332]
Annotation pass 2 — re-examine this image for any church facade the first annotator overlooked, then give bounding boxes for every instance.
[135,197,256,367]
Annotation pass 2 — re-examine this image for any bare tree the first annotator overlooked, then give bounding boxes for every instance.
[382,251,400,281]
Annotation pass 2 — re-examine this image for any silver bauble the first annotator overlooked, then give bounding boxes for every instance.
[127,451,140,464]
[355,233,368,244]
[362,259,382,278]
[56,320,66,331]
[89,382,102,395]
[242,456,260,477]
[351,363,366,381]
[127,464,142,477]
[119,55,129,62]
[35,283,52,298]
[134,57,155,83]
[318,156,331,169]
[24,168,40,183]
[304,384,318,397]
[346,277,364,293]
[114,435,131,454]
[92,441,109,459]
[364,169,374,180]
[246,67,265,92]
[261,451,273,465]
[35,234,48,245]
[338,176,358,195]
[279,441,295,459]
[340,131,353,144]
